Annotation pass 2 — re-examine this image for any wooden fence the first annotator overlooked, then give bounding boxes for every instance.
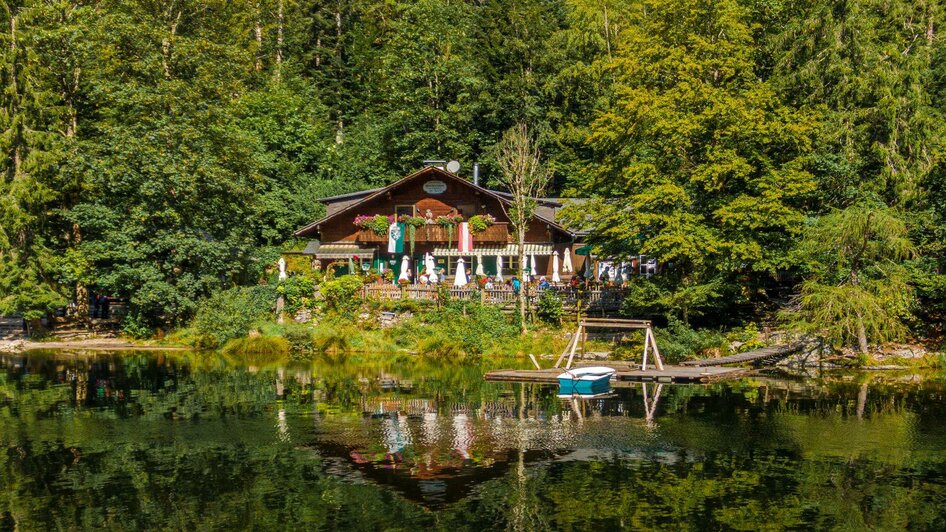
[361,284,626,312]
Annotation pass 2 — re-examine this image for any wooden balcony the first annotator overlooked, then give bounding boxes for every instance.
[356,222,510,244]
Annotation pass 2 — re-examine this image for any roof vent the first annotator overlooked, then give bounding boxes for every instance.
[422,159,447,170]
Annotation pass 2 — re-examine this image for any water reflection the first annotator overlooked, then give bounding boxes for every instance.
[2,350,946,529]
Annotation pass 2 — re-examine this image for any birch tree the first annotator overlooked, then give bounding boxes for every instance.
[495,123,552,333]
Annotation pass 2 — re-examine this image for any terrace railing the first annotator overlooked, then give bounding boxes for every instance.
[361,284,627,312]
[356,222,510,244]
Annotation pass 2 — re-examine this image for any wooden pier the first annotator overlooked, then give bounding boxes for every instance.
[485,361,747,385]
[680,343,804,367]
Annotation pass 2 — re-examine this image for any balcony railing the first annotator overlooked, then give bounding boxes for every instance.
[357,222,510,244]
[361,284,627,312]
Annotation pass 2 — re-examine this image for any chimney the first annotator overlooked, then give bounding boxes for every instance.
[473,163,480,186]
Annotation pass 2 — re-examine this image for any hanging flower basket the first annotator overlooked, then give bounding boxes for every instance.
[435,214,464,246]
[467,214,496,235]
[354,214,394,236]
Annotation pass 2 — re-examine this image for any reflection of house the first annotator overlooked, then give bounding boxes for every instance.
[293,166,588,280]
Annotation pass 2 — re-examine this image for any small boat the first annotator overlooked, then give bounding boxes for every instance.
[556,366,615,395]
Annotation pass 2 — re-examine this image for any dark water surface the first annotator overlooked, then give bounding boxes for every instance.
[2,350,945,530]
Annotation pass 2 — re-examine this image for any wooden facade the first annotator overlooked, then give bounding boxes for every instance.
[294,166,587,280]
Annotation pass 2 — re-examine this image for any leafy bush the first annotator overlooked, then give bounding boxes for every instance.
[319,275,364,311]
[279,274,318,315]
[121,314,155,339]
[417,302,518,358]
[191,285,276,349]
[536,290,564,326]
[221,335,289,361]
[654,318,727,363]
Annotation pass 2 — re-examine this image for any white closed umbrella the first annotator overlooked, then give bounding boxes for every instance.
[584,255,593,277]
[552,251,561,284]
[398,255,410,282]
[495,256,504,282]
[425,253,438,284]
[475,255,485,277]
[530,254,537,276]
[563,247,573,273]
[454,258,468,287]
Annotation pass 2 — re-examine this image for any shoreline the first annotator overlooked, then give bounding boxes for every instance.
[1,338,188,353]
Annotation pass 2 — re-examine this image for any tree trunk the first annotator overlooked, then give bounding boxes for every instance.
[856,382,868,419]
[517,228,527,334]
[73,223,90,323]
[254,1,263,71]
[275,0,284,79]
[161,11,181,80]
[856,311,869,353]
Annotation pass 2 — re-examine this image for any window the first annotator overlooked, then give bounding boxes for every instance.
[502,256,520,274]
[447,256,474,275]
[395,205,415,218]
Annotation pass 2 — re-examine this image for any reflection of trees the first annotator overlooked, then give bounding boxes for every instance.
[2,352,946,529]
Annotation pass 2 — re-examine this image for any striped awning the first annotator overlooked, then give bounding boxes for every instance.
[315,243,376,259]
[431,243,554,257]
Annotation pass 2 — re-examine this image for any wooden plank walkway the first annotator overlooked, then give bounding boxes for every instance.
[680,343,804,367]
[485,362,746,385]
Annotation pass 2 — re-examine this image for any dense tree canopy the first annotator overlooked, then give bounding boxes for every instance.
[0,0,943,346]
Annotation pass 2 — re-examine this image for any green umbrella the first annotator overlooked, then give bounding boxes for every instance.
[575,245,593,256]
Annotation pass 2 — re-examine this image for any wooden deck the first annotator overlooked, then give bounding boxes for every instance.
[485,362,747,385]
[680,343,804,367]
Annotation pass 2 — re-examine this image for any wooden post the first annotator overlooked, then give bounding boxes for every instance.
[646,327,665,371]
[554,331,577,368]
[565,324,582,369]
[528,354,541,370]
[642,327,650,371]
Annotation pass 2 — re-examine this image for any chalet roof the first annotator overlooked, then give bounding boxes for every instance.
[294,166,582,238]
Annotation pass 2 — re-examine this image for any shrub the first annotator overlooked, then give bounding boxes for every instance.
[221,335,289,361]
[419,302,517,357]
[536,290,564,326]
[279,273,318,315]
[654,318,727,363]
[278,322,317,359]
[191,285,276,349]
[319,274,365,311]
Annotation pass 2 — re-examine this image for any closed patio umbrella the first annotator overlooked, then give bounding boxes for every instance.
[398,255,411,283]
[552,251,561,284]
[475,255,485,277]
[495,256,504,282]
[348,256,355,274]
[563,248,573,273]
[425,253,438,284]
[530,254,537,277]
[454,258,468,287]
[584,255,592,277]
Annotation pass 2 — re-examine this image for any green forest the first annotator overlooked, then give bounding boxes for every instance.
[1,0,944,348]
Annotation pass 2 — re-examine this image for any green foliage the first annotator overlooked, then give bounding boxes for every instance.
[467,214,496,234]
[1,0,944,346]
[412,302,518,359]
[318,275,364,311]
[278,274,317,315]
[655,319,728,364]
[536,289,564,326]
[563,0,817,323]
[191,286,277,349]
[221,335,289,361]
[785,204,915,351]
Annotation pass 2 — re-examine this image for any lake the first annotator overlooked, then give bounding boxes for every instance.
[1,350,945,530]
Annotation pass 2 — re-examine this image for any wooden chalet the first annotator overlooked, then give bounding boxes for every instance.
[293,166,588,281]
